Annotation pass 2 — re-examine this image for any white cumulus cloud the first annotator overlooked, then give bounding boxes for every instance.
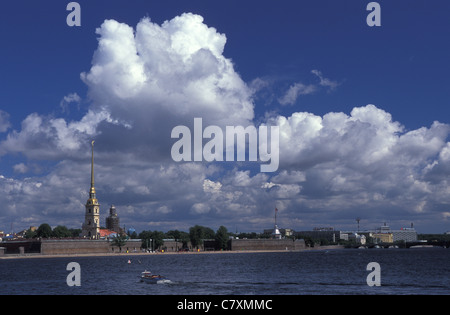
[81,13,254,129]
[1,13,450,233]
[278,82,316,105]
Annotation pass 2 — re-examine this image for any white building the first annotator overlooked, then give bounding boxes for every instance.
[392,228,417,242]
[376,223,417,243]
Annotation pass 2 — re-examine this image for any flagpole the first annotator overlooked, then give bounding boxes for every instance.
[274,208,277,226]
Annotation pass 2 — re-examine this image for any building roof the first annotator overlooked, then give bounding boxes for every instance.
[99,228,117,238]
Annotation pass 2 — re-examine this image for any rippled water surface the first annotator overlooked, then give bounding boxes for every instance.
[1,248,449,295]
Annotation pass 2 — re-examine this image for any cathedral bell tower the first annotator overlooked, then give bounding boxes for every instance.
[81,141,100,239]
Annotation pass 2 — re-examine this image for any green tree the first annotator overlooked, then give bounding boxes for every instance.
[24,228,37,239]
[237,232,259,239]
[189,225,215,249]
[36,223,52,238]
[166,229,182,240]
[52,225,72,238]
[110,234,127,252]
[139,230,152,250]
[189,225,203,249]
[69,228,82,237]
[166,230,190,250]
[152,231,165,250]
[179,231,190,248]
[138,230,164,251]
[215,226,229,250]
[204,227,215,239]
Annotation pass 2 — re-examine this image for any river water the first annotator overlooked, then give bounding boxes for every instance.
[1,248,449,295]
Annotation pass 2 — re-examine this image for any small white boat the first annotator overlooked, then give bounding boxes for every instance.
[139,270,168,284]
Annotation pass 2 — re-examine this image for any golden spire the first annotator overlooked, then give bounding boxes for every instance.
[89,140,96,196]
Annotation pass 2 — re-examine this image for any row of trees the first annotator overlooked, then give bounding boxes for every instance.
[23,223,232,251]
[24,224,81,238]
[137,225,230,251]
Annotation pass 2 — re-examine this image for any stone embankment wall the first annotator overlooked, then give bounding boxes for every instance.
[230,239,306,251]
[3,238,307,256]
[41,239,142,255]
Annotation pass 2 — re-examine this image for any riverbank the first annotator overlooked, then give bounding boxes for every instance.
[0,245,345,260]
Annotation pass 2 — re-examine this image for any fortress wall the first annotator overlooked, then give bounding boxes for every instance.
[230,239,305,251]
[40,239,142,255]
[6,238,306,256]
[41,240,110,255]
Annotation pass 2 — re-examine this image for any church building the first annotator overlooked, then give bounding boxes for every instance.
[106,205,122,234]
[81,141,100,239]
[81,141,123,239]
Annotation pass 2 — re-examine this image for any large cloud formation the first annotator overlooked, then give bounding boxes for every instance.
[0,13,449,233]
[82,14,254,125]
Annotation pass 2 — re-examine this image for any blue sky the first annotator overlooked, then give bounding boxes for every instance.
[2,1,450,129]
[1,0,450,234]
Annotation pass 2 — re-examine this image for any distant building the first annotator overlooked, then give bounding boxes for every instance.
[99,228,117,239]
[359,234,366,245]
[262,208,295,239]
[393,228,417,242]
[371,232,393,243]
[272,208,281,239]
[106,205,121,233]
[272,225,282,239]
[346,233,367,245]
[263,228,293,238]
[370,223,417,243]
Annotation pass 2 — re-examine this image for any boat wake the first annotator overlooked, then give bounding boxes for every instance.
[156,279,173,284]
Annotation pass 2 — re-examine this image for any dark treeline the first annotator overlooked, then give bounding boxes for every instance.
[418,234,450,242]
[138,225,247,251]
[23,223,274,251]
[24,223,81,238]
